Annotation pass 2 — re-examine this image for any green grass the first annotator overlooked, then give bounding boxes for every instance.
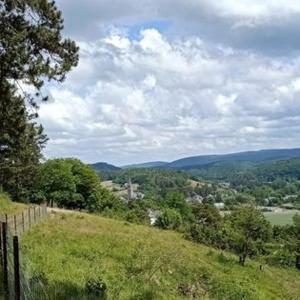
[0,192,27,215]
[264,210,299,226]
[19,211,300,300]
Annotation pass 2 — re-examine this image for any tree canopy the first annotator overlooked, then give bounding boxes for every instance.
[0,0,78,199]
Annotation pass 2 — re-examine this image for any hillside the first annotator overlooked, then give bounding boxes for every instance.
[19,211,300,300]
[90,162,121,172]
[117,148,300,171]
[169,148,300,169]
[123,161,168,169]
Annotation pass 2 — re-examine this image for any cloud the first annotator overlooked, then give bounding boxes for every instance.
[38,27,300,165]
[57,0,300,55]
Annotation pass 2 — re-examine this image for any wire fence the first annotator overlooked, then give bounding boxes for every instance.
[0,206,49,300]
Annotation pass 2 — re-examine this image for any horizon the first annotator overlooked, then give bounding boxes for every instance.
[35,0,300,166]
[89,146,300,167]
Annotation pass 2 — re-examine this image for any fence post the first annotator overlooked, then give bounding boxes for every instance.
[13,236,21,300]
[33,207,36,223]
[2,222,9,299]
[5,214,8,224]
[22,212,25,233]
[28,208,31,228]
[14,215,17,235]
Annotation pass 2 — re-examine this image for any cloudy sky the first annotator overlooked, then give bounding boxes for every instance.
[38,0,300,166]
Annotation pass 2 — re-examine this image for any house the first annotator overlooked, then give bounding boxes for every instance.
[214,202,225,210]
[148,209,161,225]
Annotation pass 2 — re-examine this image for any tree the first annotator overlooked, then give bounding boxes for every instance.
[0,86,48,199]
[226,207,272,265]
[0,0,78,198]
[87,185,124,213]
[155,208,182,230]
[164,191,191,219]
[34,159,101,209]
[191,203,221,228]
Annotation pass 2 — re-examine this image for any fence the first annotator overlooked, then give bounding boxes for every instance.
[0,206,48,300]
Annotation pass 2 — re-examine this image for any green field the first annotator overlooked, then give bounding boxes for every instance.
[264,210,299,226]
[17,211,300,300]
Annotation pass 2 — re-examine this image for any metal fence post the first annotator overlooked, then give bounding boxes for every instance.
[2,222,9,299]
[13,236,20,300]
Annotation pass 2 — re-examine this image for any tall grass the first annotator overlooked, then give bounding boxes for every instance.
[20,211,300,300]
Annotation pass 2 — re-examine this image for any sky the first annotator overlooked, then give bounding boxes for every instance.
[38,0,300,166]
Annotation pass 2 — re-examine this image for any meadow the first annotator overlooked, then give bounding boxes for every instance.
[19,211,300,300]
[264,210,299,226]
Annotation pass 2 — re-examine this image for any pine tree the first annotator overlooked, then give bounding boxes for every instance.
[0,0,79,199]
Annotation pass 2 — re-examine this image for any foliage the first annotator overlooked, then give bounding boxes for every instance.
[87,185,124,213]
[225,207,272,265]
[85,277,107,299]
[0,0,78,200]
[155,208,182,230]
[34,158,117,211]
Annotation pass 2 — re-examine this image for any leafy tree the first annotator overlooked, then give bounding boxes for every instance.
[164,191,191,219]
[226,207,272,265]
[87,185,124,213]
[35,159,104,210]
[35,159,77,207]
[155,208,182,230]
[191,203,221,228]
[0,0,78,198]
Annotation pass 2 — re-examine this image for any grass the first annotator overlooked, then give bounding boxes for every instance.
[19,211,300,300]
[0,192,27,215]
[264,210,299,226]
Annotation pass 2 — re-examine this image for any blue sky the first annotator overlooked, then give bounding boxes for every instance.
[38,0,300,165]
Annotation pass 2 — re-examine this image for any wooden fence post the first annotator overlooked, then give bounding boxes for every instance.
[2,222,9,298]
[13,236,21,300]
[33,207,36,223]
[0,222,2,265]
[14,215,17,235]
[22,212,25,233]
[28,208,31,228]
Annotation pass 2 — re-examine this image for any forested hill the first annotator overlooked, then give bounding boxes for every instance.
[168,148,300,169]
[90,162,121,172]
[91,148,300,173]
[187,157,300,184]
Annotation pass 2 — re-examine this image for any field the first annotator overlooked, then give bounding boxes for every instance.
[18,211,300,300]
[264,210,299,226]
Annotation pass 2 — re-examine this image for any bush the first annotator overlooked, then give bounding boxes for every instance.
[87,185,124,213]
[85,277,107,299]
[155,208,182,230]
[266,249,296,268]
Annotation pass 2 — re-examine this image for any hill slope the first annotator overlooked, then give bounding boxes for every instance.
[90,162,121,172]
[20,211,300,300]
[168,148,300,169]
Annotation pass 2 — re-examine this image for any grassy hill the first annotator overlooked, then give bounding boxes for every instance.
[0,192,27,215]
[19,211,300,300]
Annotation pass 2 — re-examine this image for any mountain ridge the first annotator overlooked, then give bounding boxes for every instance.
[90,148,300,171]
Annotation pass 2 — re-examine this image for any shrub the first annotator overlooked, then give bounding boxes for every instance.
[155,208,182,230]
[85,277,107,299]
[266,249,296,268]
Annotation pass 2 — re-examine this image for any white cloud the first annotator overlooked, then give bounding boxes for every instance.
[37,25,300,165]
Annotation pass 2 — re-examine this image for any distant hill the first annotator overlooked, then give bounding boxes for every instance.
[168,148,300,169]
[90,162,121,172]
[123,161,168,169]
